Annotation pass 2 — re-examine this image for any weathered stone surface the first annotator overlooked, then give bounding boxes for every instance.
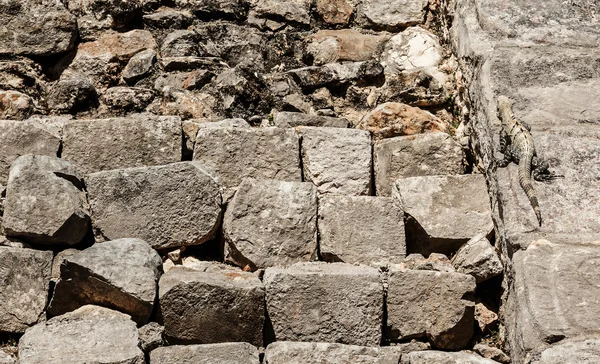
[252,0,311,25]
[314,0,354,25]
[66,0,143,41]
[193,127,301,188]
[154,70,214,92]
[532,337,600,364]
[101,87,155,113]
[272,112,349,128]
[87,162,222,250]
[298,126,372,195]
[143,9,193,29]
[264,262,383,346]
[0,350,15,364]
[306,30,389,66]
[393,175,493,255]
[173,0,249,18]
[150,343,260,364]
[156,88,217,119]
[62,115,181,174]
[359,102,450,139]
[399,253,455,273]
[379,69,450,107]
[288,61,384,90]
[0,90,33,120]
[224,179,317,270]
[387,269,476,349]
[474,301,498,334]
[265,342,401,364]
[451,234,503,284]
[161,30,201,57]
[159,265,264,346]
[473,344,510,364]
[18,305,145,364]
[401,350,499,364]
[3,155,89,246]
[374,133,465,196]
[138,322,165,352]
[357,0,429,29]
[48,238,162,325]
[0,246,52,333]
[318,195,406,264]
[0,0,77,56]
[47,75,98,114]
[122,49,156,84]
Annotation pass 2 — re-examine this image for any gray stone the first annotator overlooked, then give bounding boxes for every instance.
[265,342,401,364]
[264,262,383,346]
[374,133,465,196]
[154,70,215,92]
[252,0,311,25]
[150,343,260,364]
[143,9,193,29]
[0,246,52,333]
[66,0,143,41]
[318,195,406,264]
[158,265,264,346]
[0,90,33,120]
[401,350,499,364]
[386,269,476,350]
[451,234,503,284]
[18,305,145,364]
[48,238,162,325]
[182,118,249,156]
[0,120,61,184]
[357,0,428,29]
[393,175,493,255]
[101,87,155,113]
[0,350,15,364]
[473,344,510,364]
[138,322,165,352]
[3,155,90,246]
[399,253,456,273]
[314,0,354,25]
[62,114,181,174]
[306,30,389,66]
[224,179,317,270]
[0,0,77,56]
[298,126,372,195]
[159,56,226,72]
[272,112,349,128]
[287,61,384,90]
[532,337,600,364]
[122,49,157,84]
[161,30,201,57]
[86,162,222,250]
[173,0,249,18]
[47,75,98,114]
[193,127,301,189]
[51,248,79,282]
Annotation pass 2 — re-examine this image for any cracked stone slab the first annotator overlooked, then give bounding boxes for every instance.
[150,343,260,364]
[357,0,429,29]
[401,350,500,364]
[273,112,349,128]
[264,342,402,364]
[531,336,600,364]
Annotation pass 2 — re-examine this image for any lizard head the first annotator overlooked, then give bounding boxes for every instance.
[496,96,513,125]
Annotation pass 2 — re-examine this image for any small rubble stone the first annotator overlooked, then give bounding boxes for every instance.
[159,56,225,72]
[193,127,301,188]
[264,262,383,346]
[298,126,372,195]
[18,305,145,364]
[272,112,349,128]
[473,344,510,364]
[0,246,53,333]
[306,30,389,65]
[86,162,222,250]
[3,155,90,246]
[101,87,155,113]
[47,75,98,114]
[0,90,33,120]
[154,70,214,91]
[0,350,15,364]
[314,0,354,25]
[76,30,157,61]
[224,179,317,270]
[265,342,401,364]
[318,195,406,264]
[48,238,162,325]
[386,269,476,349]
[451,234,503,284]
[122,49,156,84]
[252,0,311,25]
[173,0,249,18]
[143,9,194,29]
[288,61,384,90]
[475,302,498,334]
[159,265,264,346]
[380,69,449,107]
[374,133,465,196]
[151,343,260,364]
[400,253,456,272]
[138,322,165,352]
[51,249,79,282]
[393,175,493,255]
[401,350,499,364]
[157,88,217,119]
[66,0,143,41]
[358,0,429,29]
[62,115,181,174]
[161,30,201,57]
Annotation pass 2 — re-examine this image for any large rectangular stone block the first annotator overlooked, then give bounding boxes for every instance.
[150,343,260,364]
[265,342,401,364]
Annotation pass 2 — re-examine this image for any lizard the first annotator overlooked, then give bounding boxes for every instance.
[496,95,560,226]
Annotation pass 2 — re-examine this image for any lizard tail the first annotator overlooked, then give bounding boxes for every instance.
[518,156,542,226]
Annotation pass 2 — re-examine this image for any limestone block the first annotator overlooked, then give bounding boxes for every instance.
[451,234,503,284]
[298,126,372,195]
[18,305,145,364]
[48,238,162,325]
[252,0,311,25]
[401,350,499,364]
[150,343,260,364]
[532,337,600,364]
[0,247,52,333]
[306,30,389,65]
[357,0,428,29]
[264,342,401,364]
[387,269,476,350]
[224,178,317,270]
[86,162,222,250]
[158,266,264,346]
[3,155,90,246]
[122,49,156,84]
[273,112,349,128]
[287,61,383,90]
[318,195,406,264]
[264,262,383,346]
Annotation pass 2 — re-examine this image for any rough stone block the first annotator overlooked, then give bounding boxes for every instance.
[0,90,33,120]
[451,233,503,284]
[138,322,165,353]
[3,155,90,246]
[159,266,264,346]
[252,0,311,25]
[357,0,429,29]
[150,343,260,364]
[48,238,162,325]
[86,162,222,250]
[306,30,389,65]
[62,115,181,174]
[374,133,465,196]
[18,305,145,364]
[314,0,354,25]
[273,112,349,128]
[0,247,52,333]
[401,350,499,364]
[393,174,493,255]
[386,269,476,350]
[264,342,401,364]
[193,127,301,188]
[264,262,383,346]
[224,179,317,270]
[318,195,406,264]
[532,337,600,364]
[298,126,372,195]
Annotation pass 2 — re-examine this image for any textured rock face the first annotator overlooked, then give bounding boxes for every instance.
[0,90,33,120]
[150,343,260,364]
[273,112,349,128]
[3,155,90,246]
[193,127,301,188]
[224,179,317,270]
[386,269,476,350]
[138,322,165,352]
[48,238,163,325]
[62,115,181,174]
[306,30,389,65]
[314,0,354,25]
[264,342,402,364]
[359,103,449,139]
[401,350,499,364]
[18,305,145,364]
[66,0,143,41]
[451,234,503,284]
[0,247,52,333]
[264,262,383,346]
[252,0,311,25]
[159,266,264,346]
[86,162,222,249]
[298,126,372,195]
[373,133,465,196]
[357,0,429,29]
[532,337,600,364]
[318,195,406,264]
